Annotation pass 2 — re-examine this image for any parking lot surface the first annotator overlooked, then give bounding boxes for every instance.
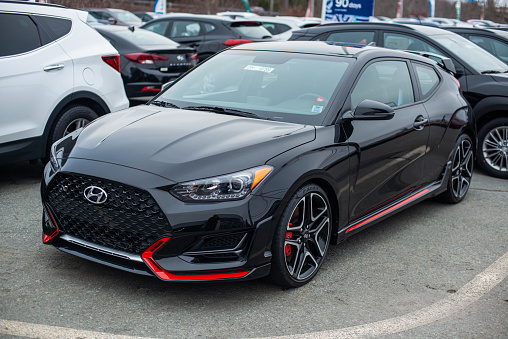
[0,162,506,338]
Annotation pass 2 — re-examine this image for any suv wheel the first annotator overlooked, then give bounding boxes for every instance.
[50,105,98,146]
[477,118,508,179]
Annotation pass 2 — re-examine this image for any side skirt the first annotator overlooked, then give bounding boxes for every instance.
[338,161,452,238]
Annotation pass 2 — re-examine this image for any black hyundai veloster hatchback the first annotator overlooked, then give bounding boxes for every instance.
[42,42,474,288]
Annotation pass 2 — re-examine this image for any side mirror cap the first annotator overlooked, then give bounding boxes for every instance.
[162,81,174,91]
[108,17,118,25]
[347,99,395,120]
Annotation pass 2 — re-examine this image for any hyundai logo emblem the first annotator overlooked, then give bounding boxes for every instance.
[84,186,108,204]
[177,55,185,61]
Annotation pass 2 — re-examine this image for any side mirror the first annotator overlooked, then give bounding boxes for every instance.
[107,17,118,25]
[344,99,395,121]
[162,81,174,91]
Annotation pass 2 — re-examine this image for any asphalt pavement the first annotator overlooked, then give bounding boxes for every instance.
[0,161,506,338]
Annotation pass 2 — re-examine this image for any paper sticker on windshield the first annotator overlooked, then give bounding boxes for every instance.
[244,65,274,73]
[312,105,323,113]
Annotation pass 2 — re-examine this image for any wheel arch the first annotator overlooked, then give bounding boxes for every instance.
[41,91,110,156]
[472,96,508,132]
[266,170,342,246]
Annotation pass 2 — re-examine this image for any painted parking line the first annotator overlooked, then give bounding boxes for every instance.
[1,252,507,339]
[268,251,508,339]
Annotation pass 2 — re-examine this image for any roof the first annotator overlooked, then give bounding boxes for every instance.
[230,41,438,65]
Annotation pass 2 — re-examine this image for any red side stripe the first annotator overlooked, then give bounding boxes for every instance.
[346,189,430,234]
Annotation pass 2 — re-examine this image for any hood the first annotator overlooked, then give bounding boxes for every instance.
[69,106,316,182]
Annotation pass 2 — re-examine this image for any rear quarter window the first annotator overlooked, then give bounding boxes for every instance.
[34,15,72,41]
[413,64,441,99]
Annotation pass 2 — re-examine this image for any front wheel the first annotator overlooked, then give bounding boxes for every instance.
[437,134,474,204]
[477,118,508,179]
[269,184,332,288]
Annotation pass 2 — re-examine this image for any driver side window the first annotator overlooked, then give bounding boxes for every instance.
[351,60,415,109]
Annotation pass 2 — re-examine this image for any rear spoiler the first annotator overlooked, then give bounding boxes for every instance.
[404,51,456,74]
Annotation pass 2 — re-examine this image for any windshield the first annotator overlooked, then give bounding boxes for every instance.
[114,28,179,47]
[433,34,507,73]
[155,50,352,125]
[111,9,142,24]
[230,22,273,39]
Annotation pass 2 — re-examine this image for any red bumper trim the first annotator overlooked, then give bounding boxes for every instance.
[142,237,250,281]
[43,205,60,243]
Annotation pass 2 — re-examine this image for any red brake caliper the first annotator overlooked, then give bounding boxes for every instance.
[285,223,293,258]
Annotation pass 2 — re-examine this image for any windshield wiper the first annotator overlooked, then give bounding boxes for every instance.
[150,100,180,109]
[481,70,504,74]
[183,106,271,120]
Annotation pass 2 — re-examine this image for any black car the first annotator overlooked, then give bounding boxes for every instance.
[443,27,508,65]
[95,26,197,99]
[290,23,508,178]
[42,42,473,288]
[83,8,143,26]
[140,14,273,61]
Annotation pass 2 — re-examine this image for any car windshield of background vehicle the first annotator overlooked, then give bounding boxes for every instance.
[110,9,142,24]
[115,28,180,47]
[157,50,352,125]
[469,35,508,65]
[230,23,273,39]
[433,34,508,73]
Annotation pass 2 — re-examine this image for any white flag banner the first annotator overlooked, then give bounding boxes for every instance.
[154,0,167,14]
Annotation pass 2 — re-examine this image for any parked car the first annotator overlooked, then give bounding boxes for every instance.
[0,1,129,164]
[83,8,143,26]
[94,26,197,99]
[444,27,508,65]
[290,23,508,178]
[140,14,273,61]
[133,11,162,23]
[255,17,302,41]
[42,41,474,288]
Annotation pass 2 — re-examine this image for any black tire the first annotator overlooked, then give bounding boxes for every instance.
[50,105,98,146]
[476,118,508,179]
[269,184,332,288]
[436,134,474,204]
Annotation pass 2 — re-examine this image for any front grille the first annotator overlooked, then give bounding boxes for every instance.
[46,174,171,254]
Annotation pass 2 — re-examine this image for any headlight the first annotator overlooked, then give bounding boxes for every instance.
[170,166,273,202]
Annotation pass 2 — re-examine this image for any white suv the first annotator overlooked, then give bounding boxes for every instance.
[0,1,129,163]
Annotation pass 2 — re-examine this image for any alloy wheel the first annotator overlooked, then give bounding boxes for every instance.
[64,118,90,136]
[452,137,473,199]
[482,126,508,173]
[284,192,331,281]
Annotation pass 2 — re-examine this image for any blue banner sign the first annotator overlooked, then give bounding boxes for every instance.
[323,0,375,22]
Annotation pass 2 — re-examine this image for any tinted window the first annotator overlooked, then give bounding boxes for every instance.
[469,35,508,64]
[144,20,170,35]
[110,28,179,47]
[90,11,113,21]
[35,16,72,40]
[327,31,375,45]
[351,61,414,109]
[383,32,439,54]
[0,13,41,57]
[171,21,202,38]
[276,23,291,34]
[204,23,216,33]
[414,64,440,98]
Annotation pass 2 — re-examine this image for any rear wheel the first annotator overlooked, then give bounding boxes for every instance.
[437,134,473,203]
[269,184,331,288]
[477,118,508,179]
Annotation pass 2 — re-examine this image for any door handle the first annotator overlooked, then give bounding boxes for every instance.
[413,116,428,130]
[44,64,65,72]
